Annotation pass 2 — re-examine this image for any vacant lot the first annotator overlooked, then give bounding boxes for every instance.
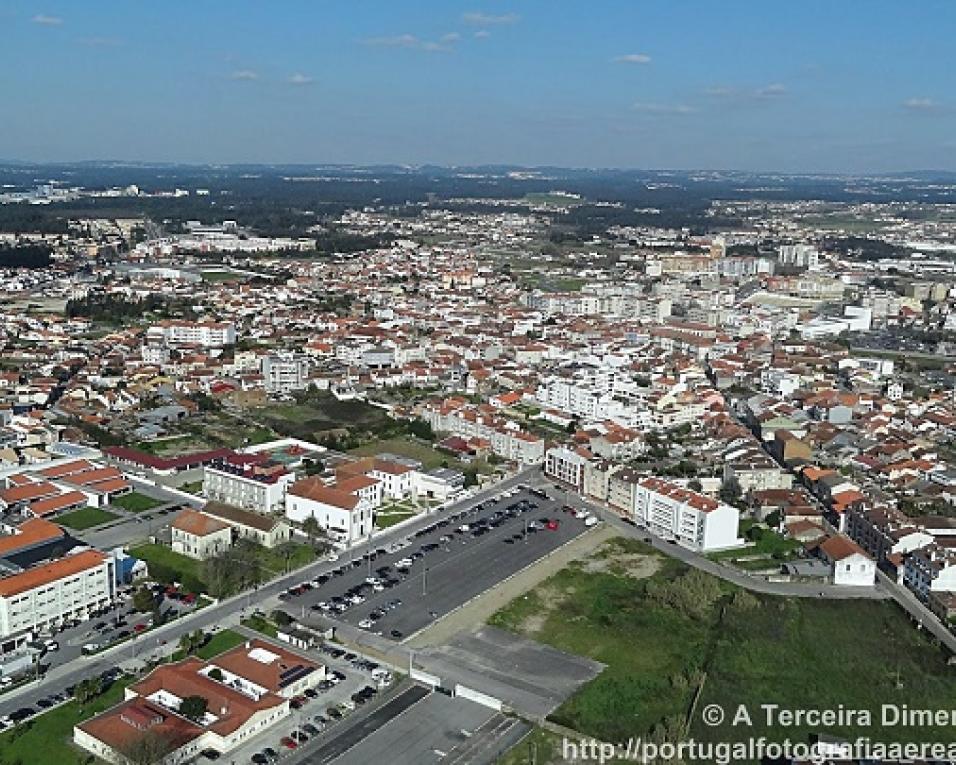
[349,436,449,469]
[258,391,394,442]
[492,536,956,749]
[56,506,119,530]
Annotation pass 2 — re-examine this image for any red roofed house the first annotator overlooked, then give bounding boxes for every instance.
[818,535,876,587]
[171,510,233,560]
[285,477,372,544]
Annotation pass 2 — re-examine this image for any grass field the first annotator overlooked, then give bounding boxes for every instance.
[375,507,416,529]
[491,536,956,750]
[242,614,279,638]
[259,391,394,442]
[170,628,246,662]
[111,491,163,514]
[254,541,316,576]
[0,675,129,765]
[201,270,242,283]
[129,543,205,593]
[56,506,119,530]
[349,436,449,469]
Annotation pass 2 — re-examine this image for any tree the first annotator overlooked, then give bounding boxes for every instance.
[179,695,208,723]
[117,731,175,765]
[75,676,104,706]
[271,609,294,627]
[178,629,205,657]
[207,667,224,682]
[132,586,156,613]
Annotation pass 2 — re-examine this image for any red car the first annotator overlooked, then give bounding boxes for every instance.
[546,520,560,531]
[182,593,196,605]
[133,623,147,633]
[280,737,298,750]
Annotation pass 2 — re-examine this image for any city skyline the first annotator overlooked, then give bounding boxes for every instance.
[2,0,955,172]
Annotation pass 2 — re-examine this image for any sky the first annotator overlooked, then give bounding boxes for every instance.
[1,1,954,172]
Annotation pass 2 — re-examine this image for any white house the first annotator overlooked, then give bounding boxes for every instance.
[819,536,876,587]
[285,478,372,544]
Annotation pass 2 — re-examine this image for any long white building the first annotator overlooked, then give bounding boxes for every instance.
[0,550,115,639]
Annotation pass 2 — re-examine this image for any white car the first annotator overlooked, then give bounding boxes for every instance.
[584,515,599,527]
[358,619,374,629]
[397,557,414,567]
[44,639,59,651]
[327,553,339,562]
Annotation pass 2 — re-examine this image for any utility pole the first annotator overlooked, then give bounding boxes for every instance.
[422,565,428,597]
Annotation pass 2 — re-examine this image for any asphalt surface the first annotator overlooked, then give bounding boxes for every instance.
[0,468,539,721]
[284,488,591,642]
[299,684,431,764]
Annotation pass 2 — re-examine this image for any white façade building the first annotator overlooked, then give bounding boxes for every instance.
[632,477,741,552]
[0,550,115,639]
[284,478,372,545]
[818,536,876,587]
[544,446,589,490]
[146,321,236,349]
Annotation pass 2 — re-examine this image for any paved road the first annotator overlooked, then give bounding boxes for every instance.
[547,484,890,600]
[876,570,956,654]
[283,488,590,642]
[0,467,539,718]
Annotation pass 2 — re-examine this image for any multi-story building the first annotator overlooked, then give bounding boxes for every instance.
[544,446,588,490]
[146,320,236,349]
[261,354,311,395]
[0,550,115,639]
[202,455,294,515]
[171,510,232,560]
[903,544,956,601]
[632,477,740,552]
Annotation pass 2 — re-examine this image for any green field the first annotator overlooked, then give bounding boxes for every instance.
[349,436,449,469]
[0,675,129,765]
[375,507,416,529]
[491,537,956,751]
[254,541,316,576]
[56,506,119,530]
[259,391,395,442]
[197,629,246,659]
[129,543,206,593]
[241,614,279,638]
[111,491,163,513]
[201,270,242,283]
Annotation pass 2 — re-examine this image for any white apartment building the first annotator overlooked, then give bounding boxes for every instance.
[0,550,115,639]
[778,244,820,270]
[202,459,294,515]
[261,354,311,394]
[146,321,236,348]
[632,477,740,552]
[544,446,588,490]
[903,545,956,600]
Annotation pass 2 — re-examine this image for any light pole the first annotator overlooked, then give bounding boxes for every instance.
[421,565,428,597]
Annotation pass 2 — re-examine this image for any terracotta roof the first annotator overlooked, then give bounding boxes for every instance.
[37,459,95,479]
[28,490,87,517]
[0,550,106,597]
[289,478,359,510]
[0,518,65,557]
[820,535,868,562]
[77,698,203,755]
[172,509,230,537]
[0,481,59,505]
[202,502,284,533]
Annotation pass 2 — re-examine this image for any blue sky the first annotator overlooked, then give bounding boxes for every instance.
[2,1,954,171]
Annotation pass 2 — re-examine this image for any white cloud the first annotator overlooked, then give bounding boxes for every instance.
[474,29,490,39]
[754,82,787,99]
[364,33,455,52]
[462,12,520,25]
[614,53,651,64]
[31,13,63,26]
[632,102,697,115]
[902,97,940,111]
[288,73,314,86]
[230,69,259,81]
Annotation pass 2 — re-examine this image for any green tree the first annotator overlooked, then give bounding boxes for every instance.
[178,629,205,657]
[75,676,104,706]
[117,730,175,765]
[132,586,156,613]
[179,695,208,723]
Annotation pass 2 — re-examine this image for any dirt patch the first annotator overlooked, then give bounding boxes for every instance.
[579,551,661,580]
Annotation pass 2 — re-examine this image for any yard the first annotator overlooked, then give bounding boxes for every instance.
[111,491,163,514]
[241,613,279,638]
[128,543,206,594]
[254,541,316,577]
[0,675,129,765]
[374,502,417,529]
[492,536,956,750]
[56,506,119,530]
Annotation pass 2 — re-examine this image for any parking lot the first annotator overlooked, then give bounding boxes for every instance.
[280,487,593,641]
